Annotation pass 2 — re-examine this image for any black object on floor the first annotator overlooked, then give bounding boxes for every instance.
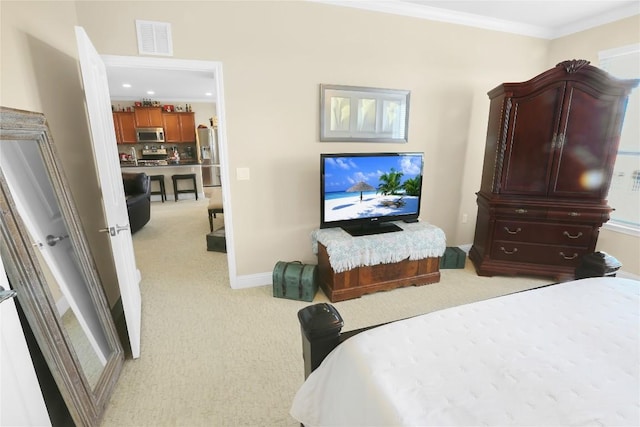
[575,251,621,279]
[207,228,226,252]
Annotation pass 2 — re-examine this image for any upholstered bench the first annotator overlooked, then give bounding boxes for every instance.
[208,196,224,232]
[312,223,446,302]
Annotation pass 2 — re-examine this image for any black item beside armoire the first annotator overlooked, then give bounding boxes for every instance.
[470,59,638,280]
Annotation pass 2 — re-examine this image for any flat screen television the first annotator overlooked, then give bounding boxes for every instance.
[320,152,424,236]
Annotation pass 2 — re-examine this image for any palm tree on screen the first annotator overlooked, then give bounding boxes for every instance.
[377,168,403,195]
[402,176,422,196]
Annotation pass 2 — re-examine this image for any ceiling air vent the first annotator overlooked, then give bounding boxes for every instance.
[136,20,173,56]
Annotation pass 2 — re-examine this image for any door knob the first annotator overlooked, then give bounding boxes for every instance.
[99,227,116,236]
[98,224,130,236]
[46,234,69,246]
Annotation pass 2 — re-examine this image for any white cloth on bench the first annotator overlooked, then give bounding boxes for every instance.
[311,222,446,273]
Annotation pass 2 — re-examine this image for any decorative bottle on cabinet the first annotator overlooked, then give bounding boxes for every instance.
[469,60,638,280]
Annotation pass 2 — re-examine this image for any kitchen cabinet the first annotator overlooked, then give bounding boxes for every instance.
[113,112,137,144]
[134,107,163,128]
[469,60,638,280]
[162,112,196,143]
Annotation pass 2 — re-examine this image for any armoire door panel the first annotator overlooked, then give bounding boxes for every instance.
[550,85,622,198]
[500,84,564,195]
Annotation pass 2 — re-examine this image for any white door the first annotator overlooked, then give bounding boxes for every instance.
[0,257,51,427]
[75,26,142,358]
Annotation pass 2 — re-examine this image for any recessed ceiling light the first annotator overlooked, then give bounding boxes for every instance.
[205,92,212,96]
[122,83,132,88]
[147,90,155,95]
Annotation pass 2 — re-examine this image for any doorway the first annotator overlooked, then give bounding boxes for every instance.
[102,55,237,287]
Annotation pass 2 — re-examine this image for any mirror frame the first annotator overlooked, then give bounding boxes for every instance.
[0,107,124,426]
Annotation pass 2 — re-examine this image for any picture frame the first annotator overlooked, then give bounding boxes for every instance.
[319,84,410,142]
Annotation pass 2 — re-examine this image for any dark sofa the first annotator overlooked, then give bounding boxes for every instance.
[122,172,151,234]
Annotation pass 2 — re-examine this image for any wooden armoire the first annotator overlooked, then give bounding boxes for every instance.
[470,60,638,280]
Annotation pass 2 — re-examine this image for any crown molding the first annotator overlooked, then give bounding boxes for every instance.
[310,0,639,40]
[549,3,640,38]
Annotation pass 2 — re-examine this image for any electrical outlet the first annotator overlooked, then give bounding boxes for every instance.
[462,213,468,223]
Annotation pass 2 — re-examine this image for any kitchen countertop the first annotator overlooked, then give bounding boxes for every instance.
[120,161,201,168]
[120,162,205,200]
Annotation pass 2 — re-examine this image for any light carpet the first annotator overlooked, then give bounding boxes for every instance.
[101,197,550,427]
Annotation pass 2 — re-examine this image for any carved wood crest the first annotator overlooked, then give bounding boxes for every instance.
[557,59,590,73]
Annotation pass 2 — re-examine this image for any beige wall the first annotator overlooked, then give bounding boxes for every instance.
[548,15,640,276]
[1,1,121,304]
[1,1,637,305]
[73,1,547,277]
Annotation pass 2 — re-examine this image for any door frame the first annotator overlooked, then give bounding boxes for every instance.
[101,55,237,288]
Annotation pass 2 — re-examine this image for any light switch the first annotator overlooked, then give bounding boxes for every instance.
[236,167,250,181]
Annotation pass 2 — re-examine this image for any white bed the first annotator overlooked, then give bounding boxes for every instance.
[290,277,640,426]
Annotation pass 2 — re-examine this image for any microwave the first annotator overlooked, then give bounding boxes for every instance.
[136,127,165,143]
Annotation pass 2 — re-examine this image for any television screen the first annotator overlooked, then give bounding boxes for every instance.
[320,152,424,236]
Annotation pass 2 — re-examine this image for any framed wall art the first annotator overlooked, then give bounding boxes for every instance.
[319,84,410,142]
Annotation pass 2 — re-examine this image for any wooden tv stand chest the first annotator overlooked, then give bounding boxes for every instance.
[313,223,445,302]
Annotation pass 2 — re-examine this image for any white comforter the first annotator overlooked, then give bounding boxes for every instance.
[290,277,640,426]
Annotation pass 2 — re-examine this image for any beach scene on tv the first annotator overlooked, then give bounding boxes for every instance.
[323,154,423,222]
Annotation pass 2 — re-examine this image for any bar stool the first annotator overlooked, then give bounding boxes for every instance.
[149,174,166,203]
[171,173,198,202]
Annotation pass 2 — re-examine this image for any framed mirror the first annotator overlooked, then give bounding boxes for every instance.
[0,107,124,426]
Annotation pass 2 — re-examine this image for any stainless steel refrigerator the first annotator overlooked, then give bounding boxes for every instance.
[198,127,221,187]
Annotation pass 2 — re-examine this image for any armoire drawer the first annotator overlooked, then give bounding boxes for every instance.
[546,210,608,223]
[494,207,546,219]
[491,240,589,266]
[493,220,593,246]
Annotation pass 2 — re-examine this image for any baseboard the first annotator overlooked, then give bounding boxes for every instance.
[233,272,272,289]
[152,193,204,202]
[458,243,472,254]
[231,243,639,289]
